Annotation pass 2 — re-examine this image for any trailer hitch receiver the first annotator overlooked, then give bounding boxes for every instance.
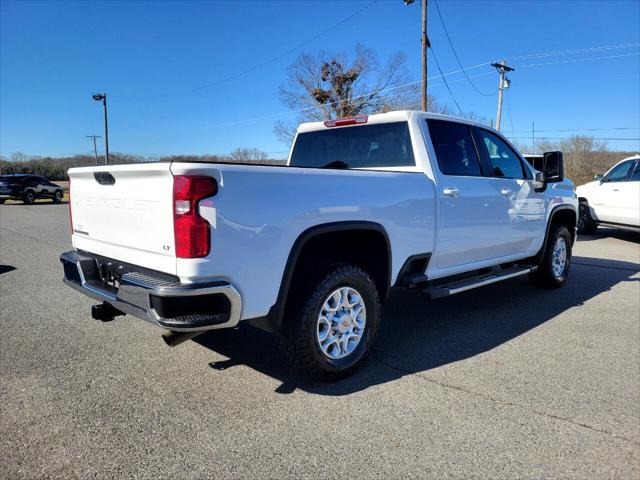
[91,302,125,322]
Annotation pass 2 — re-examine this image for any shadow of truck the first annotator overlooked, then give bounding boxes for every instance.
[194,255,639,395]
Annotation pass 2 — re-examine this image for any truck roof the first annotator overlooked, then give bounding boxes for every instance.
[296,110,490,134]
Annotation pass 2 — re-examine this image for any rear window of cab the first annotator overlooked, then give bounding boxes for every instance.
[290,122,415,169]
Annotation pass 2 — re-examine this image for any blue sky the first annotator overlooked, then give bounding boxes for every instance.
[1,0,639,158]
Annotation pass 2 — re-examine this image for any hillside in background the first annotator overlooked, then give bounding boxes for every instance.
[0,153,288,181]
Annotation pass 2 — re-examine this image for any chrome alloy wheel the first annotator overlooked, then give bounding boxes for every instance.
[552,236,568,278]
[316,287,366,360]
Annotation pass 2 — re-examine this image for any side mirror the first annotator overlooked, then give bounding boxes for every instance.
[542,151,564,183]
[594,173,604,182]
[533,171,545,191]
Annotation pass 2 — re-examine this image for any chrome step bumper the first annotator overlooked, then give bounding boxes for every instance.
[60,250,241,332]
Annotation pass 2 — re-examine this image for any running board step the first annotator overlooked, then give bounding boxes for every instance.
[423,265,537,299]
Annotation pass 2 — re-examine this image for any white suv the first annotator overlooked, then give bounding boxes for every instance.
[576,155,640,234]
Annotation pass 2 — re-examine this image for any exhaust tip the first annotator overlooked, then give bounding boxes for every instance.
[162,330,203,347]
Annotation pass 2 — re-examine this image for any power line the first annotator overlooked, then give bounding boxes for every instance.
[201,50,637,129]
[114,48,638,137]
[429,46,466,116]
[506,74,639,90]
[432,0,496,97]
[503,127,639,133]
[510,42,640,60]
[506,136,640,141]
[197,64,493,130]
[518,52,640,69]
[117,0,380,100]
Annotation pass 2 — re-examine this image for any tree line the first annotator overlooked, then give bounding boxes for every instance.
[2,139,634,187]
[516,136,637,186]
[0,148,286,180]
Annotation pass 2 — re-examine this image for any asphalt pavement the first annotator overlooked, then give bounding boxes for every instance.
[1,203,639,479]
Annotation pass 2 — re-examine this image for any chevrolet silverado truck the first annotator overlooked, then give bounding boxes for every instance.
[60,111,578,378]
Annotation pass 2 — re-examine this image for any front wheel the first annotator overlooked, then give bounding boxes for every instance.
[280,266,382,379]
[577,202,597,234]
[529,224,572,289]
[53,190,63,203]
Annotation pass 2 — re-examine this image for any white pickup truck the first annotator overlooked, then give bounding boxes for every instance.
[61,111,578,378]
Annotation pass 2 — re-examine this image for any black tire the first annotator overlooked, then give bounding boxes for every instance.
[529,224,572,289]
[53,190,63,203]
[279,265,382,379]
[577,201,597,235]
[0,199,5,204]
[23,190,35,205]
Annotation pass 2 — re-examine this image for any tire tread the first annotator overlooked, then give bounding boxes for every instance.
[279,265,381,379]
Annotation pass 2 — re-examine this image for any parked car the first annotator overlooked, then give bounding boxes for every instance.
[60,111,577,378]
[0,174,64,204]
[576,155,640,234]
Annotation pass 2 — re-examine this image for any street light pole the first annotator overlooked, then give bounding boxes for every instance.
[92,93,110,164]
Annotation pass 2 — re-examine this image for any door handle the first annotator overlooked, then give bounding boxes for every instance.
[500,189,512,197]
[443,187,460,198]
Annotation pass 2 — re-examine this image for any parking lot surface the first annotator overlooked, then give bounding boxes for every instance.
[1,203,639,479]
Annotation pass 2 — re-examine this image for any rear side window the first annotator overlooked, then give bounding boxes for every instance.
[427,120,482,176]
[290,122,415,169]
[630,161,640,181]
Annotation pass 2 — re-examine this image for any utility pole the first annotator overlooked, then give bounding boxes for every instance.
[531,122,535,154]
[404,0,429,111]
[491,60,514,131]
[92,93,110,164]
[86,134,102,165]
[421,0,428,111]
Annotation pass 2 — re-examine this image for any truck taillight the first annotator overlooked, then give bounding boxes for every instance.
[173,175,217,258]
[68,179,73,234]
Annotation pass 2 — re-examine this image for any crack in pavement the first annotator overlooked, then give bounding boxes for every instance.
[371,349,640,446]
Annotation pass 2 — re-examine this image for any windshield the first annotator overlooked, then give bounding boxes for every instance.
[290,122,415,169]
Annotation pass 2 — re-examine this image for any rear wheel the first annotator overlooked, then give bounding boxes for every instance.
[529,224,572,289]
[53,190,63,203]
[23,190,35,205]
[280,265,381,379]
[577,202,597,234]
[0,199,5,204]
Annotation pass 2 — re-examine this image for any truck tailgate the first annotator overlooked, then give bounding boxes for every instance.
[68,163,177,275]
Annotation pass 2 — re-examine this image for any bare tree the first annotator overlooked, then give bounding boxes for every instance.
[509,140,531,155]
[274,44,446,144]
[533,135,616,185]
[229,147,268,163]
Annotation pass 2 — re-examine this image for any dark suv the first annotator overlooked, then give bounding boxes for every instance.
[0,175,64,204]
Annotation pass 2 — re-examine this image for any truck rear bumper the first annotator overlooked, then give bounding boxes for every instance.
[60,250,241,332]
